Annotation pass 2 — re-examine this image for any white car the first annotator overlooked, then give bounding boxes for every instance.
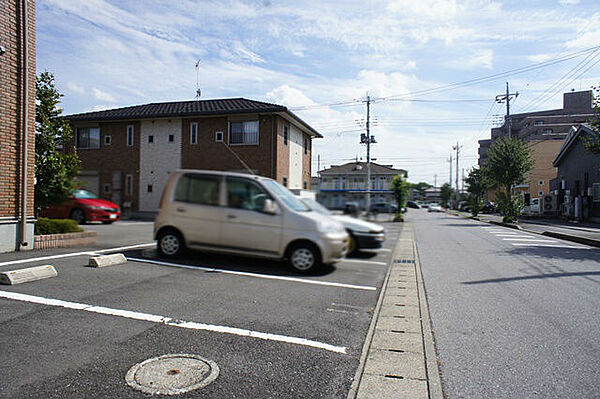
[154,170,349,273]
[428,203,444,213]
[299,198,385,254]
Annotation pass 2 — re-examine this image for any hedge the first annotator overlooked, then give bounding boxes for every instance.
[35,218,83,235]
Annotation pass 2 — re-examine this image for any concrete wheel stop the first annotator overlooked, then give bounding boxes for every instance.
[0,265,57,285]
[125,353,219,396]
[88,253,127,267]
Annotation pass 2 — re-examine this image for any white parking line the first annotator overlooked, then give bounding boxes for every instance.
[0,290,346,354]
[0,243,155,268]
[502,238,557,242]
[494,234,535,238]
[127,257,376,291]
[340,259,387,266]
[512,243,589,249]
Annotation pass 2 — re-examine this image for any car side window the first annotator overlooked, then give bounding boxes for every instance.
[174,174,220,206]
[226,177,269,212]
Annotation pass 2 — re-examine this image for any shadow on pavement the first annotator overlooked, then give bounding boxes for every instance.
[346,251,379,259]
[463,271,600,285]
[504,246,600,262]
[122,248,337,277]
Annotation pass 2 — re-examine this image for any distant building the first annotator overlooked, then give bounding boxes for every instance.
[479,90,595,201]
[0,0,36,252]
[551,124,600,222]
[66,98,321,215]
[317,162,406,209]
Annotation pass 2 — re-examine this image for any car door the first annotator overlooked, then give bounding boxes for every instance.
[172,173,224,247]
[220,177,282,255]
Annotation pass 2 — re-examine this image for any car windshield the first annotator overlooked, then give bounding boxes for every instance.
[261,180,310,212]
[73,189,98,199]
[300,198,331,215]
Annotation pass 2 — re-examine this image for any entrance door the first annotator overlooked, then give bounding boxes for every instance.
[112,171,122,206]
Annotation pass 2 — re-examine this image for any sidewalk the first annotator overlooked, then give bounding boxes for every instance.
[453,211,600,248]
[348,223,443,399]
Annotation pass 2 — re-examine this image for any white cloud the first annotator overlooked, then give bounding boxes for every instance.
[66,82,85,94]
[559,0,579,5]
[527,54,553,63]
[450,49,494,70]
[92,88,116,102]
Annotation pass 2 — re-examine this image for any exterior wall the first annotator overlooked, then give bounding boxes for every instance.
[74,121,141,213]
[139,119,182,211]
[302,133,311,189]
[274,116,290,186]
[288,124,303,189]
[180,114,276,178]
[0,0,36,252]
[525,140,564,198]
[319,171,400,209]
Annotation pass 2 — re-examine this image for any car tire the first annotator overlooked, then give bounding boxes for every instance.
[287,242,322,274]
[347,234,358,256]
[70,208,86,225]
[157,229,185,258]
[102,221,113,225]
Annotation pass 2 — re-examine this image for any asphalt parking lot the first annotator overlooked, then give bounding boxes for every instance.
[0,220,401,398]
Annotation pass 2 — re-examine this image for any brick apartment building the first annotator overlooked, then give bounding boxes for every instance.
[66,98,321,214]
[0,0,36,252]
[478,90,594,201]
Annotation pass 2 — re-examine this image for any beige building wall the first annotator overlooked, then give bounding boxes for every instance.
[525,140,564,198]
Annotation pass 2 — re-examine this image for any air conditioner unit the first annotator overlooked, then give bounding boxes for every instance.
[541,194,558,214]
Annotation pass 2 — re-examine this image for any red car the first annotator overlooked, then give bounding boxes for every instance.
[41,189,121,224]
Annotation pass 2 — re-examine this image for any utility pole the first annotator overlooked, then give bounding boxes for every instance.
[461,168,465,193]
[495,82,519,138]
[434,174,437,189]
[453,141,462,207]
[447,155,453,185]
[317,154,320,173]
[360,93,376,213]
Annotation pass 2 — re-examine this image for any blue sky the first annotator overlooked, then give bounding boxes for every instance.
[37,0,600,185]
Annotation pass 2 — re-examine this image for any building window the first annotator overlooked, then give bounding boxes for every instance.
[283,125,288,145]
[215,131,224,142]
[168,134,174,142]
[147,184,153,193]
[303,181,307,189]
[534,120,544,126]
[103,184,111,193]
[304,137,308,154]
[76,127,100,149]
[592,183,600,202]
[127,125,134,146]
[190,122,198,145]
[538,180,544,186]
[148,135,154,143]
[229,120,259,145]
[104,135,111,146]
[542,128,553,135]
[283,177,288,187]
[126,174,133,196]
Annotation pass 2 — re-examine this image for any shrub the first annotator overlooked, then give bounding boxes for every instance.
[35,218,83,235]
[393,212,404,222]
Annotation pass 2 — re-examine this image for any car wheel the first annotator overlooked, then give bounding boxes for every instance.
[102,221,113,225]
[70,208,86,224]
[287,243,321,274]
[157,230,185,258]
[347,234,358,255]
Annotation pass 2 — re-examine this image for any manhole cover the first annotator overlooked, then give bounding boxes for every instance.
[125,353,219,396]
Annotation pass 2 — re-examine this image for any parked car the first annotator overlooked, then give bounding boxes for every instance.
[406,201,420,209]
[300,198,385,255]
[481,202,496,214]
[369,202,398,214]
[154,170,349,273]
[343,201,360,216]
[40,189,121,224]
[428,203,443,213]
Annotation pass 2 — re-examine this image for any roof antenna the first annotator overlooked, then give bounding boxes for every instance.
[195,59,202,99]
[221,142,256,175]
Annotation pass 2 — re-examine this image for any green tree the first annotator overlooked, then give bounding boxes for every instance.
[35,71,80,214]
[584,86,600,153]
[465,167,489,216]
[391,174,410,221]
[439,183,454,208]
[409,181,432,200]
[485,137,533,222]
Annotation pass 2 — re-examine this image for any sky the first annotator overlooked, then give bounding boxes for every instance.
[37,0,600,187]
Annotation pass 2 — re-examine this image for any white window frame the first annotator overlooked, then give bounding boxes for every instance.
[229,120,259,146]
[534,120,544,126]
[190,122,198,145]
[542,128,553,135]
[126,125,134,147]
[104,135,111,146]
[126,174,133,196]
[215,131,224,142]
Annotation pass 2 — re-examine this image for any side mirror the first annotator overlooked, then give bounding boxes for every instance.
[263,199,278,215]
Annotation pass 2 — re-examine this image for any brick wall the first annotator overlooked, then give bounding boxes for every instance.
[0,0,36,219]
[74,121,141,210]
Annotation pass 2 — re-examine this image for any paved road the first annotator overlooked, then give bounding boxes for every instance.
[410,210,600,398]
[0,221,401,398]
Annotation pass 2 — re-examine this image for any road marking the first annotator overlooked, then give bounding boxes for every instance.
[128,257,376,291]
[502,238,557,242]
[511,243,589,249]
[494,234,534,237]
[0,243,155,268]
[0,290,346,354]
[341,259,387,266]
[327,308,356,314]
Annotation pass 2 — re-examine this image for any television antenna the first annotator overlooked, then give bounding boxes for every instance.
[195,59,202,99]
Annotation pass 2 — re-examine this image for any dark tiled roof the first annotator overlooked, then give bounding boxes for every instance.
[66,98,286,122]
[319,162,406,175]
[553,124,597,166]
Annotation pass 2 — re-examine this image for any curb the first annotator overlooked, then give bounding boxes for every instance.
[540,231,600,248]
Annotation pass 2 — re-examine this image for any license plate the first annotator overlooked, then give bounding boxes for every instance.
[109,214,117,219]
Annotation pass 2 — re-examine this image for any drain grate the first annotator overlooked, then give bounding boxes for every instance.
[393,259,415,264]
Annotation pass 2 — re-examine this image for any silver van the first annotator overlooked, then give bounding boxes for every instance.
[154,170,349,273]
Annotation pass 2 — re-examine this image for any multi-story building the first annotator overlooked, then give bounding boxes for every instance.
[317,162,406,209]
[478,90,594,201]
[66,98,321,215]
[0,0,36,252]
